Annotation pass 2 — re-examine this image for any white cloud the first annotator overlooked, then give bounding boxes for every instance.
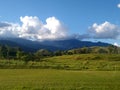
[114,42,120,47]
[0,22,20,38]
[0,16,68,41]
[89,21,120,39]
[117,3,120,8]
[0,22,11,27]
[19,16,67,40]
[43,17,67,40]
[1,16,120,42]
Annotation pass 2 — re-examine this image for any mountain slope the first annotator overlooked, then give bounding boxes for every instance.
[0,38,59,52]
[41,39,110,50]
[0,38,111,52]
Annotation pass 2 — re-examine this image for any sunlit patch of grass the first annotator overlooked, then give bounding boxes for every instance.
[0,69,119,90]
[0,54,120,70]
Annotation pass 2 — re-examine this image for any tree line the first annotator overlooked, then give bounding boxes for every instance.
[0,44,120,62]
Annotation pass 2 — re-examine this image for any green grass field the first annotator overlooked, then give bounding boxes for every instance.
[0,69,119,90]
[0,54,120,90]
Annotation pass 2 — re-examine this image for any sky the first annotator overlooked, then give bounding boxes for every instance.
[0,0,120,45]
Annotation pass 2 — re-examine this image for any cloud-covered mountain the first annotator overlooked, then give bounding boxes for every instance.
[0,38,111,52]
[0,15,120,48]
[0,38,59,52]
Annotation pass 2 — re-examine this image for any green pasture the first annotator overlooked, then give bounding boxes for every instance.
[0,54,120,70]
[0,69,119,90]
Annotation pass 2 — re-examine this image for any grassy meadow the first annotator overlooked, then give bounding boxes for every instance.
[0,54,120,70]
[0,69,119,90]
[0,54,120,90]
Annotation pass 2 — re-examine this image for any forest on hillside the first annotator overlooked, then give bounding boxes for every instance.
[0,44,120,62]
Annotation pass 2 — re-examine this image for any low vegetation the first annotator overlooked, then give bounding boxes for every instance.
[0,69,119,90]
[0,45,120,90]
[0,54,119,70]
[0,44,120,70]
[0,44,120,61]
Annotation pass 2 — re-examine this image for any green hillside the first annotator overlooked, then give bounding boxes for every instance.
[0,54,120,70]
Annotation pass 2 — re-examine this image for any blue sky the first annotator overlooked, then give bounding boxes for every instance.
[0,0,120,45]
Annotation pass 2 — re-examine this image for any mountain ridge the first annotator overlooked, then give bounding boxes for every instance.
[0,38,111,52]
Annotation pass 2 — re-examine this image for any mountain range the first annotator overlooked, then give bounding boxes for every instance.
[0,38,111,52]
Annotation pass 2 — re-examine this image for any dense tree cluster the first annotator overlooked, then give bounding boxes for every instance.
[67,45,120,55]
[0,45,53,62]
[0,44,120,62]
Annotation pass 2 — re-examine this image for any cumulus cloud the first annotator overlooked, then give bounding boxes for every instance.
[1,16,120,42]
[0,22,11,28]
[88,21,120,39]
[0,22,20,38]
[117,3,120,8]
[114,42,120,47]
[44,17,67,39]
[73,21,120,40]
[19,16,67,40]
[0,16,68,41]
